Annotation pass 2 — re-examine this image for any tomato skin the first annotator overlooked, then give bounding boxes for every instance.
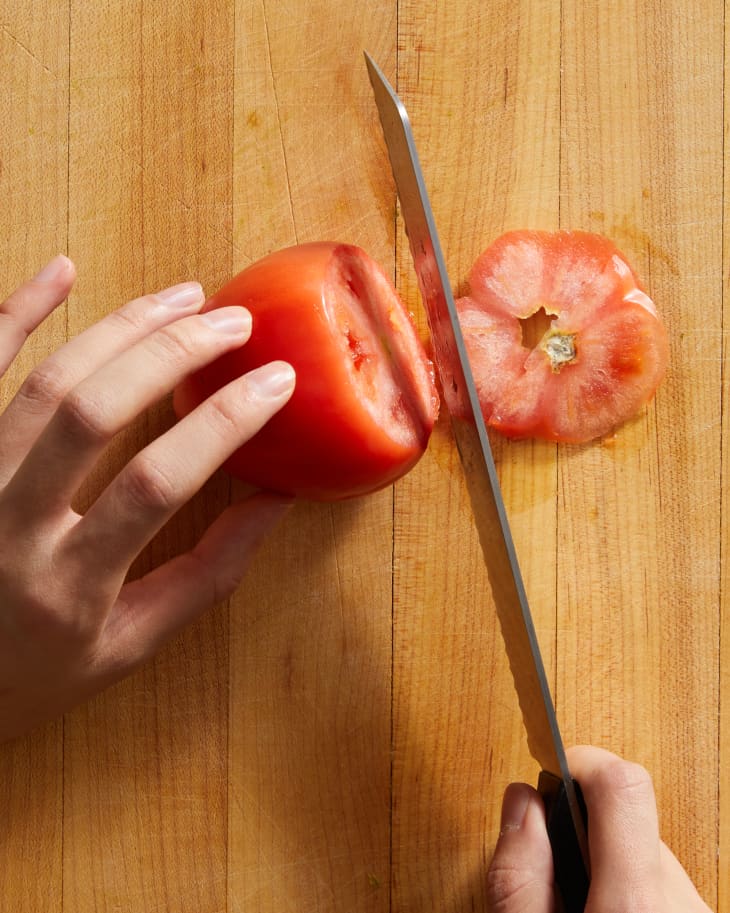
[455,231,669,443]
[174,242,438,500]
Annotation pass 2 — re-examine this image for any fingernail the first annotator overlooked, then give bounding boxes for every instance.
[34,254,71,282]
[246,361,296,399]
[499,783,532,835]
[157,281,204,308]
[202,306,252,334]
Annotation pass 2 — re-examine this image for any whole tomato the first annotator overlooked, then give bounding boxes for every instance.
[455,230,669,443]
[174,242,439,500]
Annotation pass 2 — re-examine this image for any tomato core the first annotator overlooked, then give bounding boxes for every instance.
[542,332,577,371]
[518,306,576,372]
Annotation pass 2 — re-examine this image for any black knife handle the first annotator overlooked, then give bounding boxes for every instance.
[537,770,590,913]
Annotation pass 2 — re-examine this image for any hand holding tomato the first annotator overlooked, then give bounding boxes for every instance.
[0,256,294,743]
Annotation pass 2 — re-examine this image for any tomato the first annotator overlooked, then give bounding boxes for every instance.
[174,242,439,500]
[454,230,669,443]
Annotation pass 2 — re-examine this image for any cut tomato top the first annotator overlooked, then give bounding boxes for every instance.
[455,230,669,443]
[174,242,438,500]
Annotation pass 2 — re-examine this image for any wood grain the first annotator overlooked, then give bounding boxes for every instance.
[0,0,725,910]
[559,2,722,904]
[0,2,68,909]
[393,1,561,908]
[63,3,233,911]
[722,1,730,905]
[227,4,396,911]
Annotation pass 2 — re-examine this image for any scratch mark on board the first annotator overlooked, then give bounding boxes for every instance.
[260,0,298,242]
[1,24,54,76]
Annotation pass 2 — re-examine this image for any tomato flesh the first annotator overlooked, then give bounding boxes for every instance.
[174,242,438,500]
[455,231,669,443]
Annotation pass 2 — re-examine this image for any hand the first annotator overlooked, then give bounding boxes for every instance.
[0,255,296,743]
[486,745,712,912]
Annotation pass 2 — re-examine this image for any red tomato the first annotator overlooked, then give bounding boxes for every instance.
[174,242,439,500]
[455,231,669,443]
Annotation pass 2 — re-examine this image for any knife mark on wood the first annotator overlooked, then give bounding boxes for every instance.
[260,0,298,242]
[0,24,54,77]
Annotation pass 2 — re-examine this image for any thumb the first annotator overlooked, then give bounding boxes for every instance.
[486,783,555,913]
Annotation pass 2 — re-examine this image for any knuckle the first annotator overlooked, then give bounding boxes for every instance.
[203,389,251,439]
[106,299,154,334]
[121,454,179,513]
[16,359,71,413]
[55,385,115,445]
[152,321,200,365]
[485,858,540,913]
[42,606,101,650]
[594,757,654,802]
[187,545,244,606]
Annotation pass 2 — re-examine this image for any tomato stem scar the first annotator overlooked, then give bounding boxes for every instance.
[542,332,577,371]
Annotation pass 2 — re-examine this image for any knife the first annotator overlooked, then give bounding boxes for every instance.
[364,52,591,912]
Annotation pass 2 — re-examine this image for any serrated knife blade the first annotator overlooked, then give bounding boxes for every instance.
[364,51,590,912]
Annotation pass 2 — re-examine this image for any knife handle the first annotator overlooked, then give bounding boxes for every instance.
[537,770,590,913]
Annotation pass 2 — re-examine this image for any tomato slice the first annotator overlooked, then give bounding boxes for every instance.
[174,242,439,500]
[455,231,669,443]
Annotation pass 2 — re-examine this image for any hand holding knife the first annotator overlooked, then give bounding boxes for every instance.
[364,52,590,912]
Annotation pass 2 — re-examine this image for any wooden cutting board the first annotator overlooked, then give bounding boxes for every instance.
[0,0,726,910]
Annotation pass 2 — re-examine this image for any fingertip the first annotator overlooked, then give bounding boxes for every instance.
[155,280,205,310]
[499,782,534,834]
[220,490,294,548]
[245,360,296,401]
[245,490,296,525]
[498,782,549,848]
[59,253,76,277]
[488,782,554,913]
[495,783,552,872]
[33,253,75,285]
[0,255,76,373]
[201,305,253,336]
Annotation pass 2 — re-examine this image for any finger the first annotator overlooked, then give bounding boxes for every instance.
[486,782,555,913]
[0,279,205,481]
[566,746,663,909]
[659,842,713,912]
[0,254,75,376]
[67,360,296,583]
[96,493,292,671]
[4,306,253,519]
